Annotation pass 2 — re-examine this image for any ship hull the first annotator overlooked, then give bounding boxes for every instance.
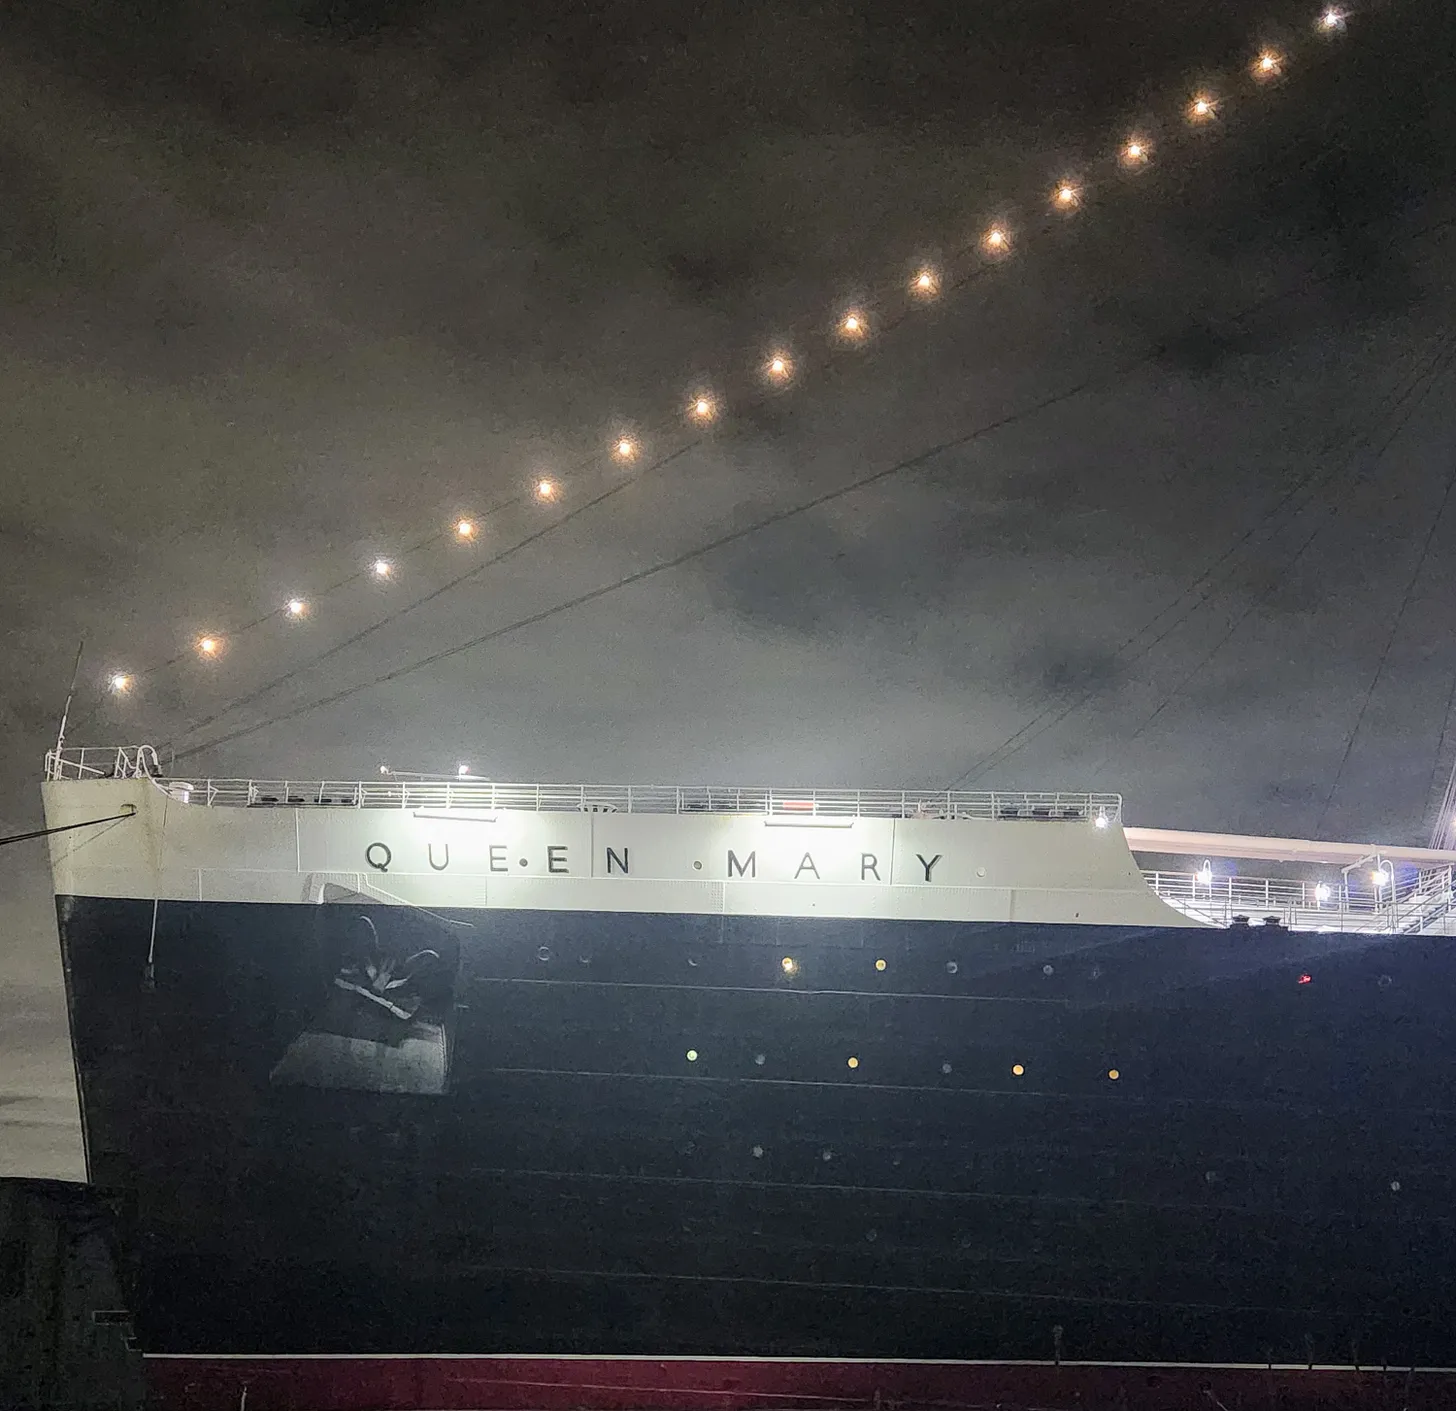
[56,891,1456,1405]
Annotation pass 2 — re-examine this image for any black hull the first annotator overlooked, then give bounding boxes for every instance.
[56,894,1456,1368]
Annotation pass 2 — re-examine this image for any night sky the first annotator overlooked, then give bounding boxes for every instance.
[4,0,1455,1176]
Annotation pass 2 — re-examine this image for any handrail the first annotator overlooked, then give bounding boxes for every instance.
[1143,866,1456,935]
[43,747,1122,822]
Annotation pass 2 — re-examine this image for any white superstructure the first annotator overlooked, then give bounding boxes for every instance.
[42,747,1456,934]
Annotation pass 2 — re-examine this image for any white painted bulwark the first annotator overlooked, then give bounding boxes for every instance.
[42,777,1203,926]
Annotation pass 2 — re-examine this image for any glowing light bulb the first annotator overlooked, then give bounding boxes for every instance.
[911,268,939,297]
[1371,868,1390,889]
[1314,882,1332,904]
[1318,7,1346,32]
[614,436,638,462]
[456,763,470,777]
[455,518,476,540]
[983,224,1010,254]
[196,636,220,657]
[1054,182,1081,209]
[1197,863,1213,887]
[874,958,887,971]
[1108,1068,1121,1081]
[1094,813,1110,829]
[1189,94,1217,122]
[1011,1063,1025,1077]
[686,1048,699,1062]
[535,477,559,501]
[379,764,390,775]
[372,559,393,579]
[1122,138,1149,165]
[839,310,866,338]
[765,352,793,382]
[847,1056,859,1069]
[689,395,715,422]
[781,956,798,976]
[109,672,132,694]
[285,598,307,618]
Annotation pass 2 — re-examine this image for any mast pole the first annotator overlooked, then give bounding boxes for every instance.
[53,640,85,762]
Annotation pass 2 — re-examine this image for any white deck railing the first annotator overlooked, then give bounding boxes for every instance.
[43,746,1121,823]
[1144,867,1456,935]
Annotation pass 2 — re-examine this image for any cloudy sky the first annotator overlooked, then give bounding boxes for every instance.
[4,0,1455,1177]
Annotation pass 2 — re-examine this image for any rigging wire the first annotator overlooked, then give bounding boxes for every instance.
[165,236,1455,766]
[1120,334,1456,771]
[1314,459,1456,835]
[167,363,1147,763]
[160,210,1456,758]
[1426,699,1456,849]
[944,321,1456,789]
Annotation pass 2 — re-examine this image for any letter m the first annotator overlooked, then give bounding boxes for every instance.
[727,850,757,878]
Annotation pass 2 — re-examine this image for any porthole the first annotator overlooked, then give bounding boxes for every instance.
[821,1148,834,1162]
[941,1062,952,1075]
[847,1056,860,1069]
[1107,1068,1121,1081]
[1042,964,1054,976]
[686,1049,699,1063]
[865,1229,878,1243]
[1011,1063,1025,1077]
[751,1145,764,1159]
[754,1053,766,1066]
[1390,1180,1401,1193]
[875,958,887,972]
[536,946,551,963]
[945,961,959,975]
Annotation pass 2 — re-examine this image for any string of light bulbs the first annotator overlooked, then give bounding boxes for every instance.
[99,6,1362,717]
